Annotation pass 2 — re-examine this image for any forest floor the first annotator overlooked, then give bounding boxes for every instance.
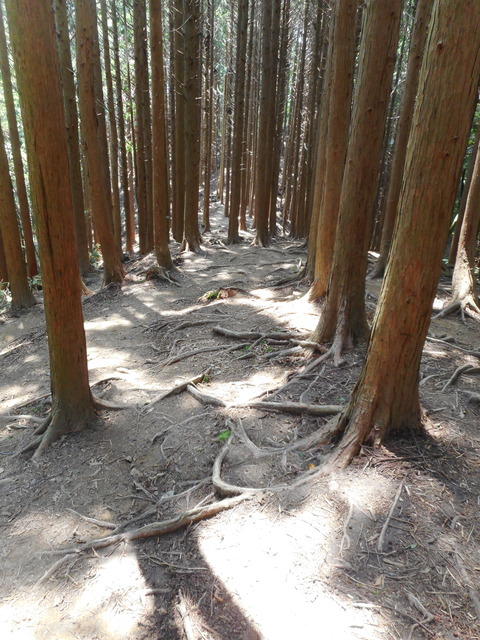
[1,203,480,640]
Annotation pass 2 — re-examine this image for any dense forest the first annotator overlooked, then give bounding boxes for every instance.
[1,1,480,638]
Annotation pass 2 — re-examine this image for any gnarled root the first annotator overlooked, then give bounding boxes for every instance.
[434,293,480,323]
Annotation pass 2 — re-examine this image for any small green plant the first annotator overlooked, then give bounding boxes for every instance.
[202,374,211,383]
[205,289,220,300]
[90,244,101,266]
[29,274,42,291]
[216,429,231,442]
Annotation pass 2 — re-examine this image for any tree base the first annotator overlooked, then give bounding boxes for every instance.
[434,293,480,322]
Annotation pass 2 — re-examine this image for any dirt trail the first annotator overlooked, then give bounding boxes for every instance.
[1,205,480,640]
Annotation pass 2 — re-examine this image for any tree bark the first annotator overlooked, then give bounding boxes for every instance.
[309,0,358,300]
[311,0,402,361]
[53,0,91,275]
[172,0,186,242]
[0,1,38,279]
[111,0,134,253]
[227,0,249,244]
[150,0,173,269]
[0,121,36,310]
[6,0,96,455]
[100,0,122,253]
[182,0,202,251]
[74,0,124,285]
[370,0,434,279]
[330,0,480,468]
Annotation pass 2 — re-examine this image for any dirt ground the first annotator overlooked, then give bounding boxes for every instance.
[1,204,480,640]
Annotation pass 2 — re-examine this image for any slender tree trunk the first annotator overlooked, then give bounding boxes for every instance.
[0,229,7,283]
[253,0,276,246]
[370,0,434,278]
[227,0,248,243]
[134,0,152,253]
[448,116,480,265]
[100,0,122,252]
[182,0,202,251]
[329,0,480,469]
[53,0,90,275]
[111,0,134,253]
[202,0,214,232]
[0,1,38,278]
[6,0,97,455]
[172,0,186,242]
[437,122,480,319]
[150,0,173,269]
[311,0,401,361]
[0,122,36,310]
[74,0,124,285]
[309,0,358,300]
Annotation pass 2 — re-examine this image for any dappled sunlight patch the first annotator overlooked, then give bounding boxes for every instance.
[84,315,133,332]
[197,494,386,640]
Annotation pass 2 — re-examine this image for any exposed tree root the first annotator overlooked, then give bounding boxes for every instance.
[212,325,304,342]
[159,343,250,367]
[434,293,480,323]
[247,400,342,417]
[426,335,480,357]
[186,384,227,407]
[143,370,210,412]
[0,414,44,424]
[44,494,253,556]
[442,364,480,392]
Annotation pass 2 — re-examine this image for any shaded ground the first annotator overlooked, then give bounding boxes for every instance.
[1,205,480,640]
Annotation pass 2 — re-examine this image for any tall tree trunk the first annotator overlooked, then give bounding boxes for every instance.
[311,0,402,362]
[100,0,122,252]
[202,0,214,232]
[134,0,153,254]
[74,0,124,285]
[329,0,480,469]
[370,0,434,279]
[309,0,357,301]
[53,0,91,275]
[227,0,249,244]
[253,0,276,246]
[437,122,480,320]
[182,0,202,251]
[111,0,134,253]
[0,1,38,278]
[172,0,186,242]
[0,122,36,310]
[150,0,173,269]
[0,229,7,283]
[448,116,480,266]
[6,0,97,456]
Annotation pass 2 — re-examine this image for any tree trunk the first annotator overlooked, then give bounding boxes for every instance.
[330,0,480,468]
[370,0,434,279]
[172,0,186,242]
[227,0,249,244]
[0,1,38,279]
[182,0,202,251]
[111,0,134,253]
[448,116,480,266]
[0,122,36,310]
[53,0,91,275]
[74,0,124,285]
[309,0,357,300]
[438,120,480,319]
[311,0,401,362]
[150,0,173,269]
[6,0,96,456]
[100,0,122,253]
[134,0,153,254]
[0,229,7,283]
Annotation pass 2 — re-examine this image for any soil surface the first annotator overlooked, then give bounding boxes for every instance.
[1,204,480,640]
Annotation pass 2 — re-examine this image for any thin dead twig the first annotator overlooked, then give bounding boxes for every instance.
[377,478,406,552]
[455,546,480,620]
[35,553,77,587]
[177,591,197,640]
[441,364,480,392]
[67,508,118,530]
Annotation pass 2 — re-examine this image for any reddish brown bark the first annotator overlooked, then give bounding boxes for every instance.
[311,0,402,361]
[0,1,38,279]
[75,0,124,285]
[329,0,480,468]
[6,0,96,455]
[0,122,36,310]
[150,0,173,269]
[53,0,91,275]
